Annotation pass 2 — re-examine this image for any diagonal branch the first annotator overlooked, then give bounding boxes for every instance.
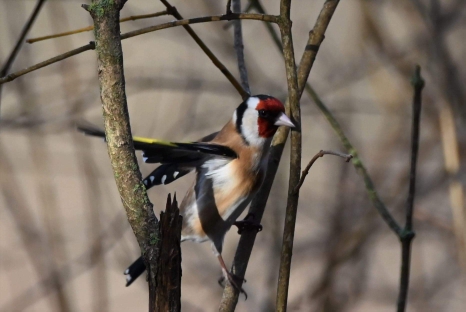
[119,13,278,40]
[219,1,341,310]
[0,42,95,85]
[232,0,251,94]
[0,0,47,76]
[0,0,47,115]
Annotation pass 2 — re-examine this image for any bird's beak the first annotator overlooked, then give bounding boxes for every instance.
[274,112,296,128]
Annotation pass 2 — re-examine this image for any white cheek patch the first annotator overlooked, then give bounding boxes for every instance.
[242,108,266,147]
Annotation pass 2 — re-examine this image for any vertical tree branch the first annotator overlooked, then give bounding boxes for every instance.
[275,0,302,311]
[83,1,159,310]
[397,65,424,312]
[232,0,251,94]
[0,0,47,115]
[155,194,182,312]
[219,1,340,311]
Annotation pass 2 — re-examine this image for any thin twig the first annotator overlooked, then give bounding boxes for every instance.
[306,84,403,235]
[159,0,248,99]
[0,0,47,114]
[396,65,424,312]
[232,0,251,94]
[0,0,46,75]
[26,11,169,44]
[219,1,341,310]
[294,150,353,194]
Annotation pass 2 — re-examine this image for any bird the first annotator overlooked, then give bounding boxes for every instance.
[78,94,296,295]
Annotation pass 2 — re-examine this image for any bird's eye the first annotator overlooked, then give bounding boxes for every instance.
[258,109,268,118]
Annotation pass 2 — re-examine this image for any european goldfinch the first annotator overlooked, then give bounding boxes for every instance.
[79,94,296,294]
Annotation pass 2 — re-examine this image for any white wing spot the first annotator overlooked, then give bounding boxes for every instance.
[173,171,179,178]
[126,275,132,282]
[161,175,167,184]
[124,269,129,274]
[143,180,148,186]
[150,176,155,183]
[143,157,148,162]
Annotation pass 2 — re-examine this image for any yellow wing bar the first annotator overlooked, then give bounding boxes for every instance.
[132,136,177,147]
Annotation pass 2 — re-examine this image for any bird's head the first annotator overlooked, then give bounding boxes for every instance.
[234,95,296,146]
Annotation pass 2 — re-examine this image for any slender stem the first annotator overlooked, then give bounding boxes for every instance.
[405,65,424,232]
[294,150,353,194]
[159,0,248,99]
[0,0,47,76]
[396,65,424,312]
[232,0,251,95]
[0,0,47,115]
[26,11,169,44]
[305,84,403,236]
[219,1,341,310]
[83,1,159,310]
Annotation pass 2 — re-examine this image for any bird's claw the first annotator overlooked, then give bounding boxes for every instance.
[218,271,248,300]
[234,213,263,234]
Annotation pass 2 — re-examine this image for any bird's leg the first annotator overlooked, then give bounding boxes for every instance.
[234,212,263,234]
[217,255,248,299]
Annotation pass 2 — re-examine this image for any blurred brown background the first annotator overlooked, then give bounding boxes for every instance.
[0,0,465,311]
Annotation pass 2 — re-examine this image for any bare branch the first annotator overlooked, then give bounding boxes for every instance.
[396,65,424,312]
[26,11,169,44]
[0,0,47,114]
[84,0,159,309]
[0,0,46,75]
[305,85,403,236]
[119,12,279,40]
[294,150,353,194]
[232,0,251,94]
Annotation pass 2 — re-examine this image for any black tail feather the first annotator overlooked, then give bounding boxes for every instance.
[124,256,146,287]
[143,164,191,189]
